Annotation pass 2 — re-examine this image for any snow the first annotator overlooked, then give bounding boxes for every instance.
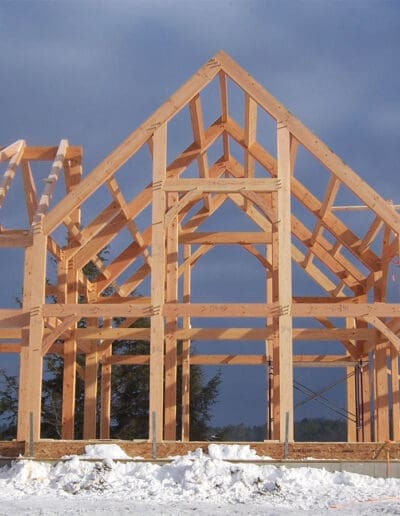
[81,444,131,460]
[0,445,399,514]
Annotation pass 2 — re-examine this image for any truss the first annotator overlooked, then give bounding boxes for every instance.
[1,51,399,443]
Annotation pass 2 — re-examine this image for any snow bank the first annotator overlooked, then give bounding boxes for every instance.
[82,444,131,459]
[1,452,400,514]
[208,443,266,460]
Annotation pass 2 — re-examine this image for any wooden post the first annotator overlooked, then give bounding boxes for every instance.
[181,244,191,441]
[277,123,294,442]
[164,191,178,440]
[61,258,78,439]
[346,318,357,441]
[149,124,167,442]
[83,317,99,440]
[100,318,112,439]
[390,345,400,441]
[17,223,47,441]
[267,192,279,440]
[362,359,372,442]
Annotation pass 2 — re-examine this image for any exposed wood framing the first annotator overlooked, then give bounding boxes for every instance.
[2,52,399,446]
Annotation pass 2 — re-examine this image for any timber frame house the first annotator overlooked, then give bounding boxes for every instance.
[0,51,400,444]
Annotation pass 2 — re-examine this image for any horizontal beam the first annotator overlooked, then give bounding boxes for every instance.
[43,303,153,318]
[178,232,272,244]
[0,231,32,248]
[0,310,29,328]
[101,354,361,367]
[163,302,400,318]
[163,303,287,318]
[21,146,82,161]
[293,303,400,318]
[0,344,21,353]
[164,178,281,192]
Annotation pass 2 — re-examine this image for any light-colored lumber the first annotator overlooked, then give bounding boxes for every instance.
[33,140,68,225]
[61,258,78,440]
[0,231,32,248]
[149,125,167,442]
[43,302,153,318]
[83,340,99,440]
[223,117,381,273]
[43,56,221,235]
[21,160,38,224]
[346,318,356,441]
[0,140,25,208]
[17,224,47,441]
[178,232,272,245]
[21,146,81,161]
[390,344,400,441]
[164,177,281,192]
[0,140,25,161]
[164,191,178,440]
[163,303,287,318]
[217,50,400,234]
[181,244,191,441]
[277,123,294,442]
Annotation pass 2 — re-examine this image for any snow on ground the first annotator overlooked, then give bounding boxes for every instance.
[0,445,400,515]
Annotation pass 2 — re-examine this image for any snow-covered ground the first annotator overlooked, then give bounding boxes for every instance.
[0,444,400,515]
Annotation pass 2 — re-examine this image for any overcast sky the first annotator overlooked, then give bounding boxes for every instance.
[1,0,400,428]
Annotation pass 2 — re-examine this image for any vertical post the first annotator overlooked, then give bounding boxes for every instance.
[277,122,294,442]
[100,318,112,439]
[164,191,178,440]
[83,323,98,440]
[374,279,389,441]
[267,193,280,440]
[181,244,191,441]
[149,124,167,442]
[17,223,47,441]
[390,345,400,441]
[362,360,371,442]
[61,258,78,439]
[346,318,357,441]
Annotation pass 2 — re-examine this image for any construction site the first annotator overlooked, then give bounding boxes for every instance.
[1,51,400,460]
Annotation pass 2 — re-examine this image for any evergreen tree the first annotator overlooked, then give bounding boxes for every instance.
[0,322,221,440]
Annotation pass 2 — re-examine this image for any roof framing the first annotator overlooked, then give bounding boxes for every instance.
[0,51,399,446]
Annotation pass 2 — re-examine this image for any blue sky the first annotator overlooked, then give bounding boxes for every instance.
[1,0,400,428]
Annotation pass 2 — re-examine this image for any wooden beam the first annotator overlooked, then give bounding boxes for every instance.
[149,124,167,442]
[293,303,400,318]
[17,224,47,441]
[33,140,68,225]
[42,314,78,356]
[391,344,400,441]
[223,118,380,274]
[164,190,178,440]
[164,178,281,192]
[163,303,287,318]
[0,140,26,208]
[43,56,222,235]
[0,140,25,161]
[21,160,38,225]
[181,244,191,441]
[178,232,272,245]
[0,230,32,248]
[61,259,78,440]
[43,302,153,318]
[217,50,400,235]
[277,123,294,442]
[21,146,81,161]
